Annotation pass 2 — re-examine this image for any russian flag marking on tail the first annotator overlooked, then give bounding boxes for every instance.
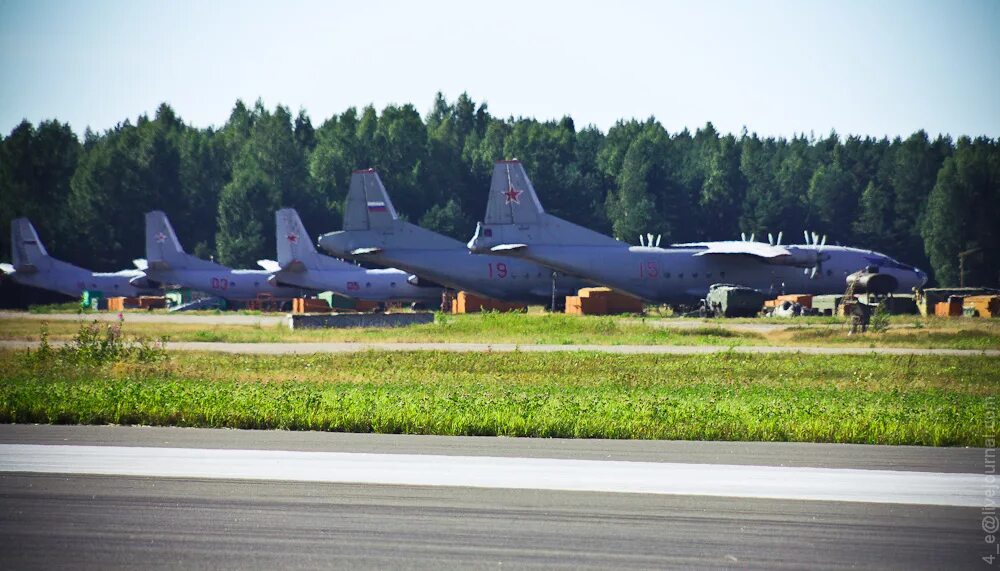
[367,201,388,212]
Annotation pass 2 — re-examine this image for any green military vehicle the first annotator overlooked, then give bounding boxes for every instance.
[702,284,767,318]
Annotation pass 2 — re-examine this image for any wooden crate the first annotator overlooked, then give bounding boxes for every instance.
[934,298,964,317]
[106,296,145,311]
[137,296,166,309]
[963,295,1000,318]
[775,294,813,309]
[450,291,526,314]
[565,287,641,315]
[354,300,382,312]
[292,298,333,314]
[565,296,583,315]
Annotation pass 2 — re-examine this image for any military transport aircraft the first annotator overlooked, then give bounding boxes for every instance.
[143,211,307,302]
[316,169,590,303]
[261,208,442,304]
[467,160,928,304]
[1,217,157,298]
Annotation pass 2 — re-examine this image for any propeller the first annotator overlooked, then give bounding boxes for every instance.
[799,229,830,278]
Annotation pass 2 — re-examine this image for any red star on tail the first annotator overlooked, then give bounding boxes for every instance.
[503,186,523,205]
[286,233,298,244]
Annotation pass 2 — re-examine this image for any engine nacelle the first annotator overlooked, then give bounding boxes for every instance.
[846,266,898,294]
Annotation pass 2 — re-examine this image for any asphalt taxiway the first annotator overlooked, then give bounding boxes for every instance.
[0,425,986,569]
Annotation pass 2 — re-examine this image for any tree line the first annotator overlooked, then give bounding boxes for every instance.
[1,93,998,295]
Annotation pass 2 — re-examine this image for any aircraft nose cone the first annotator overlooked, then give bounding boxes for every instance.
[915,268,928,288]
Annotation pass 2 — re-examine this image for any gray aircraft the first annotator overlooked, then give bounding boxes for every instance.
[261,208,442,304]
[467,160,928,303]
[1,217,157,298]
[143,211,307,302]
[316,169,590,302]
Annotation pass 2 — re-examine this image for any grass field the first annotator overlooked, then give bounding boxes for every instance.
[1,346,995,446]
[0,313,763,346]
[2,311,998,349]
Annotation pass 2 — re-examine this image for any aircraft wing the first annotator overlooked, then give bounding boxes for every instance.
[674,241,792,259]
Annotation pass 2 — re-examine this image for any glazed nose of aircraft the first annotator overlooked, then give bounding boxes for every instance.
[915,267,928,288]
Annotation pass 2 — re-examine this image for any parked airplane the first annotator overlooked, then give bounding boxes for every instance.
[316,169,591,303]
[262,208,442,304]
[467,160,928,304]
[1,217,157,298]
[143,211,307,302]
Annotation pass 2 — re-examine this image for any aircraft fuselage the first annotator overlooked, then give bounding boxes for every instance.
[484,244,927,304]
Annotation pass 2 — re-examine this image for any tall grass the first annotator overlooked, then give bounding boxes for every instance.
[1,349,994,446]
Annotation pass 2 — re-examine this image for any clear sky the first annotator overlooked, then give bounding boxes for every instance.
[1,0,998,138]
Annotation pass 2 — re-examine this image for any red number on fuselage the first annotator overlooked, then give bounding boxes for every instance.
[211,277,229,290]
[488,263,509,279]
[639,261,658,279]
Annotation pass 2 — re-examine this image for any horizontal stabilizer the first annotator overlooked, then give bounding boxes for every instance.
[128,274,158,288]
[148,260,171,271]
[0,262,15,275]
[257,259,282,273]
[132,258,149,271]
[491,243,528,252]
[10,263,38,274]
[350,247,383,256]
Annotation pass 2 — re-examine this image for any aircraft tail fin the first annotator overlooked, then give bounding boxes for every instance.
[276,208,320,266]
[276,208,353,271]
[343,169,399,231]
[469,161,622,252]
[10,218,50,272]
[484,160,545,226]
[145,211,215,270]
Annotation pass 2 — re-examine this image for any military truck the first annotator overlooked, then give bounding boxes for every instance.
[702,284,767,318]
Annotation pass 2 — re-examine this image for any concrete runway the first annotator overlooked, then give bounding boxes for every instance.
[0,425,987,569]
[1,338,996,356]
